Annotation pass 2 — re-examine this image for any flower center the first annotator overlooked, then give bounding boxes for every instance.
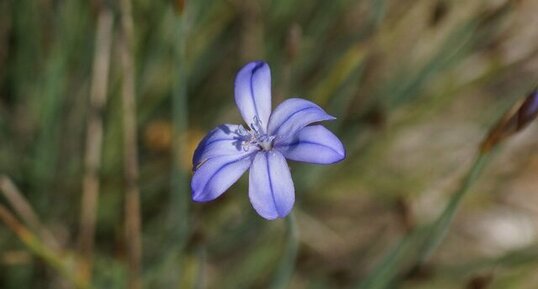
[238,116,275,151]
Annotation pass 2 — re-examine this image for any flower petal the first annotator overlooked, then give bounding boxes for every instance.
[192,153,254,202]
[276,125,345,164]
[192,124,253,170]
[234,61,272,131]
[248,151,295,220]
[268,98,335,140]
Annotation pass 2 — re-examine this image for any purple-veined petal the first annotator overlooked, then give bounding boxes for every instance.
[268,98,335,141]
[192,124,253,170]
[234,61,272,131]
[248,151,295,220]
[192,152,255,202]
[276,125,345,164]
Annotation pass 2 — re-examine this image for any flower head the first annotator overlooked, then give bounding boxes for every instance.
[192,61,345,219]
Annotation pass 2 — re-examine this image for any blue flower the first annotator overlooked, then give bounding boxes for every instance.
[191,61,345,220]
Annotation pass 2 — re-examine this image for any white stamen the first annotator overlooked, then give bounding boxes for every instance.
[239,116,275,151]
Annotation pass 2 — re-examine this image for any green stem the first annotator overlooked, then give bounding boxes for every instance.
[418,151,493,264]
[356,150,495,289]
[269,212,299,289]
[151,5,190,288]
[193,246,207,289]
[170,3,189,247]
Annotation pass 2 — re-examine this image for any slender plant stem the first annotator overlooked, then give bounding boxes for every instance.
[269,212,299,289]
[356,231,421,289]
[161,4,190,287]
[77,8,113,282]
[0,176,57,249]
[171,0,189,249]
[119,0,142,287]
[193,246,207,289]
[418,151,493,264]
[356,150,495,289]
[0,204,92,289]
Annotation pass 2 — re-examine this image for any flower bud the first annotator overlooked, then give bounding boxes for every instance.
[480,88,538,153]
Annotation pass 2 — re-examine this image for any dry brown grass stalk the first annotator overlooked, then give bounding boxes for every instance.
[0,176,58,249]
[77,8,114,282]
[119,0,142,287]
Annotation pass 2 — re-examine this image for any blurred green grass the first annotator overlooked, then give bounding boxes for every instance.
[1,0,538,288]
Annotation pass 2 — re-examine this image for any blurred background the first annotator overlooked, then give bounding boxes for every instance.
[1,0,538,288]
